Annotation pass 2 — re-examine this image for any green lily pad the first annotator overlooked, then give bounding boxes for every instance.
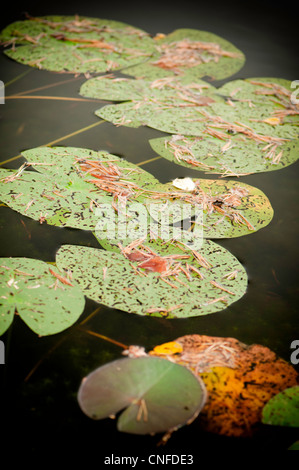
[0,15,155,74]
[97,177,273,240]
[90,75,222,128]
[152,178,274,239]
[0,146,161,232]
[1,147,273,239]
[95,77,298,153]
[262,386,299,428]
[144,80,298,174]
[20,146,160,191]
[124,28,245,81]
[142,99,299,139]
[78,356,207,435]
[149,134,299,176]
[0,257,85,336]
[217,77,297,107]
[80,74,218,101]
[55,240,248,318]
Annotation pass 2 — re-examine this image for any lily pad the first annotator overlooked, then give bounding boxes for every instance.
[143,178,274,239]
[149,133,299,176]
[95,76,298,157]
[78,356,207,435]
[142,99,299,139]
[90,75,222,128]
[262,386,299,428]
[55,240,248,318]
[0,15,155,74]
[0,257,85,336]
[124,28,245,81]
[148,334,299,437]
[0,147,161,232]
[217,77,298,108]
[80,74,218,102]
[0,147,273,239]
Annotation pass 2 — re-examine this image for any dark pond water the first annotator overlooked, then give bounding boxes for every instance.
[0,0,298,458]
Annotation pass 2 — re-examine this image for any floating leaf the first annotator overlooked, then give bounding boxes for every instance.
[217,77,297,108]
[124,28,245,80]
[0,257,85,336]
[91,75,298,176]
[262,386,299,428]
[81,74,218,102]
[145,78,299,175]
[149,133,299,176]
[0,147,273,239]
[78,356,207,435]
[143,178,274,239]
[90,75,222,128]
[148,334,299,437]
[143,99,299,139]
[0,15,155,74]
[0,146,160,232]
[55,240,248,318]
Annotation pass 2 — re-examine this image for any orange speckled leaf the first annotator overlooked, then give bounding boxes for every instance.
[149,334,299,437]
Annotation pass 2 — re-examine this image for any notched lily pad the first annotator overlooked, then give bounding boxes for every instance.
[56,240,248,318]
[0,147,273,239]
[78,356,207,435]
[124,28,245,80]
[0,146,161,232]
[149,133,299,176]
[0,257,85,336]
[146,78,298,175]
[90,75,222,128]
[143,178,274,239]
[0,15,155,74]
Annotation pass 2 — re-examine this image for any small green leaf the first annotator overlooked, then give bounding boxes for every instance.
[78,356,207,435]
[262,386,299,428]
[0,258,85,336]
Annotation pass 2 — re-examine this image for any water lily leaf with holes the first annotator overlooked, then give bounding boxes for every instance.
[0,258,85,336]
[124,28,245,81]
[217,77,298,108]
[262,386,299,428]
[80,74,218,102]
[20,146,160,190]
[56,240,248,318]
[1,147,273,238]
[143,98,299,139]
[0,167,112,230]
[143,178,274,239]
[148,334,299,437]
[78,356,207,435]
[149,133,299,176]
[0,15,155,74]
[0,147,160,231]
[208,100,299,140]
[91,75,222,128]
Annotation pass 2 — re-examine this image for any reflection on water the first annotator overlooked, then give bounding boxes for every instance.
[0,11,298,454]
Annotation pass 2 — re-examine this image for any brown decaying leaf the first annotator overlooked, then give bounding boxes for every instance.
[145,334,299,437]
